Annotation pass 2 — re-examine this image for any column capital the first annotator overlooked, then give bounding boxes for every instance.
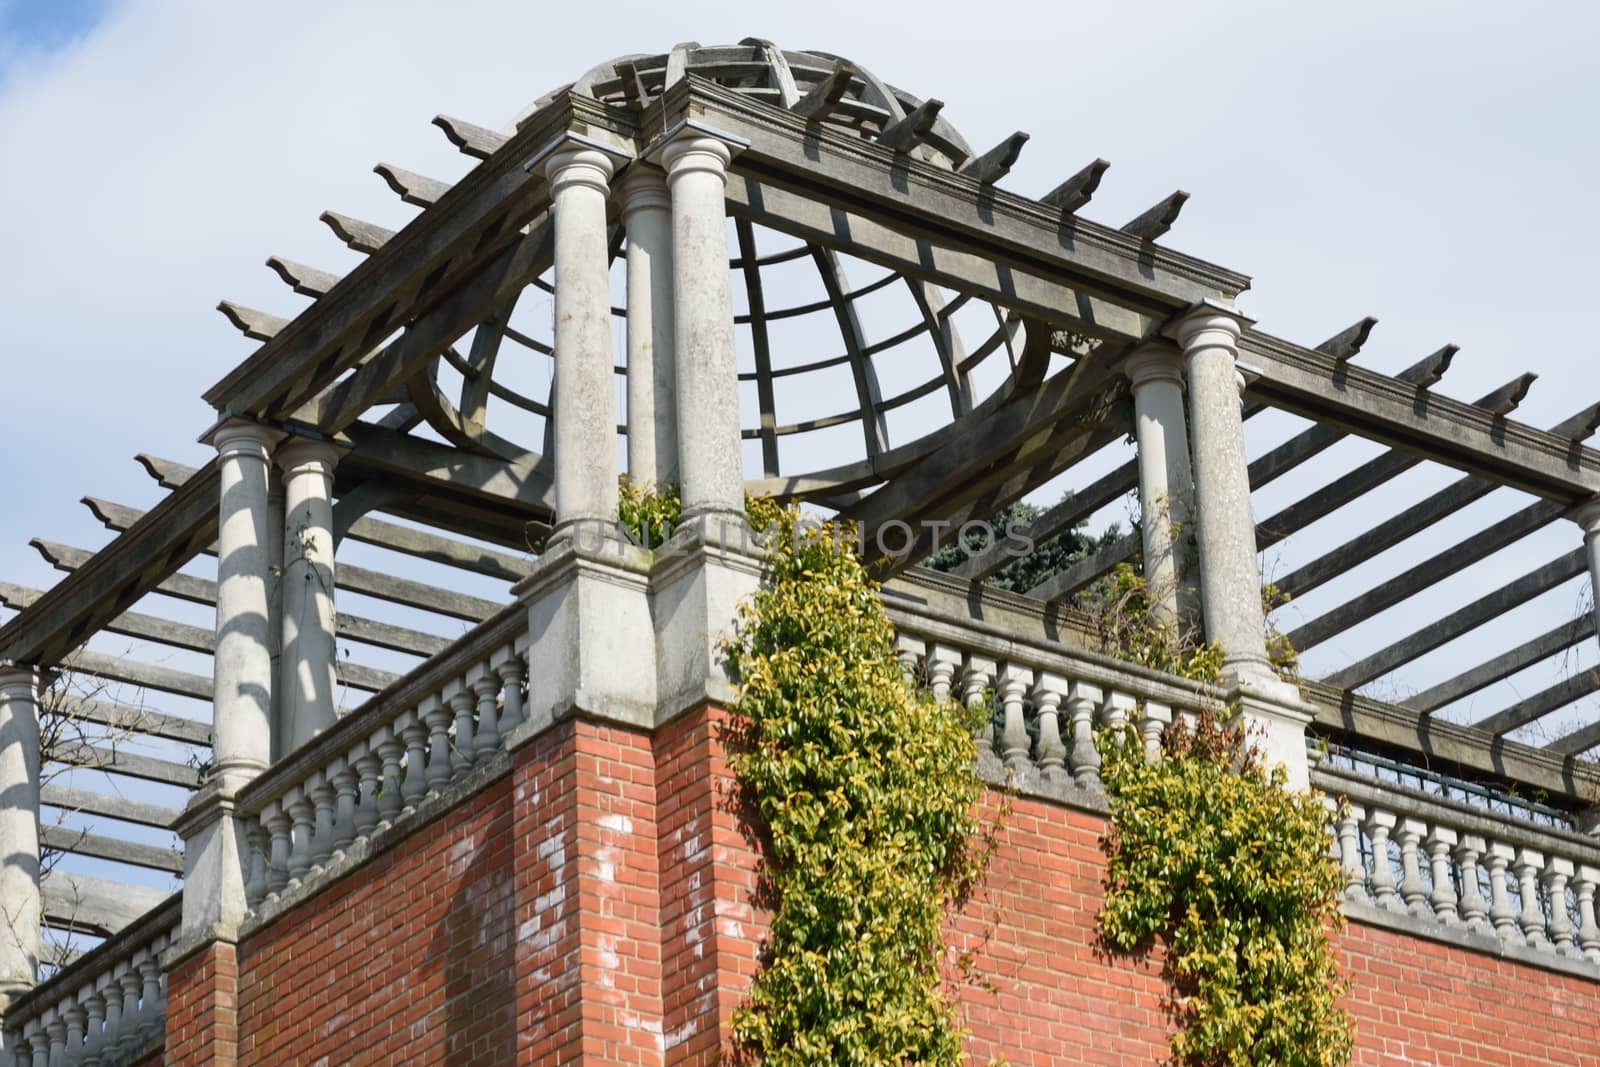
[1122,345,1187,389]
[526,130,629,188]
[615,164,672,215]
[275,434,345,474]
[0,664,35,697]
[1168,297,1256,350]
[1572,496,1600,534]
[204,416,283,457]
[647,119,750,178]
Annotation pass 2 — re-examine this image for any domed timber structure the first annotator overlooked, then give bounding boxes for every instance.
[3,37,1600,1065]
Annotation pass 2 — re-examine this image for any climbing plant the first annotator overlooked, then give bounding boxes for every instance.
[1097,709,1350,1066]
[724,501,993,1067]
[617,474,682,547]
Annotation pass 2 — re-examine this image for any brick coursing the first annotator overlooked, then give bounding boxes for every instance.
[151,707,1600,1066]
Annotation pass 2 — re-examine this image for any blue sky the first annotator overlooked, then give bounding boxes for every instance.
[0,0,1598,760]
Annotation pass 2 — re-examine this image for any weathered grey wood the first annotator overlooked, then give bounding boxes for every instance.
[321,211,395,255]
[1474,668,1600,737]
[0,463,218,667]
[50,741,201,788]
[217,302,287,341]
[1480,372,1538,417]
[34,540,451,658]
[790,61,855,119]
[40,784,179,831]
[432,114,506,159]
[137,456,532,581]
[810,246,889,457]
[614,58,652,112]
[876,98,943,153]
[1402,615,1596,714]
[1039,159,1110,214]
[903,279,973,417]
[266,256,340,298]
[339,420,554,518]
[67,698,210,746]
[951,458,1134,580]
[1315,316,1379,361]
[1547,718,1600,756]
[734,220,781,476]
[40,825,184,875]
[375,163,450,208]
[64,649,210,701]
[42,872,168,936]
[0,579,212,656]
[958,131,1028,184]
[1290,499,1562,652]
[1121,191,1189,241]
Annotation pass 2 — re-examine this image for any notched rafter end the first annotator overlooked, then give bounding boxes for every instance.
[1121,190,1189,241]
[792,61,857,120]
[320,211,394,255]
[216,301,287,342]
[1479,372,1538,417]
[1040,158,1110,214]
[1315,315,1379,363]
[877,98,944,154]
[374,163,449,209]
[265,256,339,299]
[432,114,504,160]
[614,58,653,113]
[960,131,1030,185]
[1415,344,1459,390]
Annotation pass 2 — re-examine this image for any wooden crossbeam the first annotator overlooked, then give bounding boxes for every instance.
[266,257,340,299]
[958,131,1029,185]
[41,784,179,831]
[1039,159,1110,214]
[68,697,210,746]
[1315,316,1379,362]
[1121,191,1189,241]
[0,580,211,656]
[877,98,943,154]
[321,211,394,255]
[734,220,780,476]
[66,650,210,701]
[1548,716,1600,756]
[217,302,287,341]
[1320,549,1586,691]
[42,873,168,938]
[40,825,183,875]
[50,741,201,788]
[809,247,889,458]
[1474,668,1600,737]
[432,114,505,159]
[375,163,450,208]
[790,62,855,119]
[1401,614,1596,714]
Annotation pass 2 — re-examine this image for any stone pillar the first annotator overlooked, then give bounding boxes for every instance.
[1125,346,1196,627]
[210,419,280,780]
[1576,498,1600,656]
[265,471,285,758]
[618,165,678,488]
[0,667,40,1008]
[277,438,342,753]
[544,143,620,535]
[659,130,746,526]
[1174,301,1310,788]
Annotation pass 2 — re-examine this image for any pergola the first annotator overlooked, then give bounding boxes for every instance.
[2,39,1598,969]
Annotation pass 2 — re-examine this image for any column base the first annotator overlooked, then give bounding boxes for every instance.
[1227,678,1314,792]
[172,780,251,946]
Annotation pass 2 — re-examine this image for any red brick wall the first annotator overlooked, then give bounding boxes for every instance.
[165,939,238,1066]
[157,707,1600,1067]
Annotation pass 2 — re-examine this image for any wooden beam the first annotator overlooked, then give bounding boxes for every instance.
[41,784,179,831]
[42,873,169,937]
[0,579,212,655]
[65,697,210,746]
[810,246,889,458]
[950,456,1133,581]
[958,131,1029,184]
[877,98,943,154]
[1039,159,1110,214]
[1402,614,1596,714]
[374,163,450,208]
[1474,668,1600,737]
[217,302,287,341]
[65,650,210,701]
[321,211,394,255]
[790,61,855,119]
[1547,717,1600,756]
[1121,191,1189,241]
[50,741,201,788]
[40,825,183,875]
[266,257,340,298]
[433,114,505,159]
[1315,316,1379,362]
[734,220,781,476]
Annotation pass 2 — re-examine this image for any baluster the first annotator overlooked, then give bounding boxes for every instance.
[1575,865,1600,962]
[353,739,382,839]
[894,634,925,688]
[308,770,337,873]
[374,724,405,826]
[24,1019,46,1067]
[1542,857,1576,957]
[495,646,526,736]
[1066,681,1103,790]
[1336,803,1367,904]
[62,996,85,1058]
[1485,842,1519,940]
[1515,848,1548,947]
[1140,701,1172,762]
[1100,691,1136,743]
[1031,672,1068,786]
[422,696,454,793]
[448,681,477,774]
[1424,825,1458,924]
[1454,834,1489,932]
[472,663,502,759]
[43,1008,63,1065]
[114,959,141,1054]
[926,644,961,705]
[137,944,164,1043]
[1364,811,1401,912]
[1396,819,1430,917]
[99,967,123,1050]
[399,708,431,809]
[329,757,359,860]
[263,799,291,899]
[960,654,996,745]
[244,816,269,909]
[285,785,314,887]
[996,664,1033,773]
[80,981,105,1066]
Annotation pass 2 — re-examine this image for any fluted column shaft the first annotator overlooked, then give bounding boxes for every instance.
[1126,347,1196,627]
[661,133,745,522]
[278,439,341,753]
[545,146,620,531]
[211,420,279,779]
[0,668,40,1004]
[618,166,678,488]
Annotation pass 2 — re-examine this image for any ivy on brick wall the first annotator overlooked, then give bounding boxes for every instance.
[724,500,993,1067]
[1098,710,1351,1067]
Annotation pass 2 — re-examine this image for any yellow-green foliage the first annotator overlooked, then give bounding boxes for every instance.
[725,503,989,1067]
[1080,563,1225,684]
[617,475,682,546]
[1099,711,1351,1067]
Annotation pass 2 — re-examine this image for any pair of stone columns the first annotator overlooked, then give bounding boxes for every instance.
[541,127,746,538]
[1128,301,1309,785]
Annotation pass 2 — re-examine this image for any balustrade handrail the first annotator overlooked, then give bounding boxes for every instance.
[234,601,526,817]
[1313,763,1600,862]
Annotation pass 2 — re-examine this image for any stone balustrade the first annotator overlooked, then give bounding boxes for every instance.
[2,898,176,1067]
[883,598,1223,795]
[1317,763,1600,969]
[234,603,529,917]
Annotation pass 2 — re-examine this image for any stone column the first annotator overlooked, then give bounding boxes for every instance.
[277,438,342,753]
[660,130,745,526]
[1174,301,1310,788]
[543,144,620,535]
[1125,346,1196,627]
[210,420,280,780]
[0,667,40,1008]
[618,165,678,488]
[1576,498,1600,656]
